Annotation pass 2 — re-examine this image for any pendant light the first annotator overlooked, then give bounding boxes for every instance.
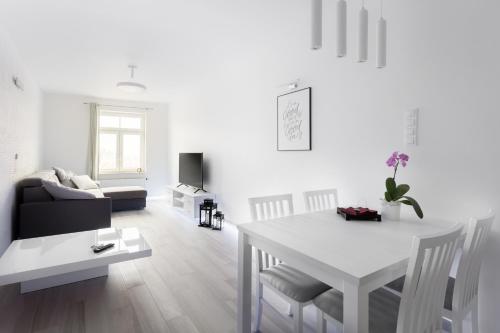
[117,65,147,93]
[358,0,368,62]
[336,0,347,57]
[376,0,387,68]
[311,0,322,50]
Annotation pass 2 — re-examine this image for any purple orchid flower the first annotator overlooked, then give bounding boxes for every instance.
[386,151,410,179]
[383,151,423,218]
[386,151,399,167]
[398,153,409,167]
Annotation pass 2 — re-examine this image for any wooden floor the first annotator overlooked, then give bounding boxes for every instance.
[0,200,332,333]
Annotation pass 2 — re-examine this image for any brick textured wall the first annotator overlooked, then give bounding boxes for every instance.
[0,30,42,253]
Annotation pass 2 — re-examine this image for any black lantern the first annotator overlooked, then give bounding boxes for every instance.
[199,199,217,228]
[212,211,224,231]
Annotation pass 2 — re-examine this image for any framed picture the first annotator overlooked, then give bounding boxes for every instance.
[277,87,311,151]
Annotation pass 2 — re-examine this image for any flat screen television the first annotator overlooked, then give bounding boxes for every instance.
[179,153,203,189]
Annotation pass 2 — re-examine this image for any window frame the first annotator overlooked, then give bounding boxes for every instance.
[97,109,146,178]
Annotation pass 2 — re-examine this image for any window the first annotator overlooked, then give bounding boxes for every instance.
[98,110,146,176]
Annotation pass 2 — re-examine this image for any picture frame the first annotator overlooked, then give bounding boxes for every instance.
[277,87,311,151]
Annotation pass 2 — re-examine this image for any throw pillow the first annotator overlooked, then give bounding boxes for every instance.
[53,166,68,181]
[61,178,76,188]
[71,175,99,190]
[42,179,97,200]
[53,167,76,188]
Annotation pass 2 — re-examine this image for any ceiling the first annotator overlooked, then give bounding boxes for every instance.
[0,0,304,102]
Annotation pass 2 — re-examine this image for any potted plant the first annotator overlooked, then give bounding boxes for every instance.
[382,151,423,221]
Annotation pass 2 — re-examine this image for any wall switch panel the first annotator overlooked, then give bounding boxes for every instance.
[405,108,419,145]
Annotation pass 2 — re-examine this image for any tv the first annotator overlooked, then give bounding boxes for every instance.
[179,153,203,190]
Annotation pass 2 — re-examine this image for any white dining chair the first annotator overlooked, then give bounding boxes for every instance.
[386,211,494,333]
[303,189,339,213]
[248,194,330,333]
[314,223,464,333]
[249,193,295,221]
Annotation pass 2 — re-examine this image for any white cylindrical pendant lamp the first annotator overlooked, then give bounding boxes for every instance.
[336,0,347,57]
[311,0,322,50]
[358,6,368,62]
[376,17,387,68]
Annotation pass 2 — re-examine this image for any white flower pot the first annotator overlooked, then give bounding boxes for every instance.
[380,200,401,221]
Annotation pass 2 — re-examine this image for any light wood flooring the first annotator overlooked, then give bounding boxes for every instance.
[0,200,332,333]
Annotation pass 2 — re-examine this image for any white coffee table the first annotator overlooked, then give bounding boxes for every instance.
[0,227,151,293]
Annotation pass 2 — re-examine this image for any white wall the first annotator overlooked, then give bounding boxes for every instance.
[166,0,500,330]
[42,93,170,197]
[0,30,42,253]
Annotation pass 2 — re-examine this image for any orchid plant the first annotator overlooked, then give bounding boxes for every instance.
[384,152,423,219]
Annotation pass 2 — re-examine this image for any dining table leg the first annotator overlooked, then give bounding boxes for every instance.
[237,231,252,333]
[343,281,369,333]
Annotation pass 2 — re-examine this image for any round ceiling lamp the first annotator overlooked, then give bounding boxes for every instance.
[116,65,147,93]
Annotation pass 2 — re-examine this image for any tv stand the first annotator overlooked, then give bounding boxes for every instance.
[167,185,215,219]
[176,184,205,193]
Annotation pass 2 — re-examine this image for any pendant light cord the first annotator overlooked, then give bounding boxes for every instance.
[129,65,136,79]
[380,0,384,18]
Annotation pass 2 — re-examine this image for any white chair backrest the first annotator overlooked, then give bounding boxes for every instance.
[248,194,294,271]
[397,224,464,333]
[248,194,294,222]
[453,211,494,311]
[303,189,339,212]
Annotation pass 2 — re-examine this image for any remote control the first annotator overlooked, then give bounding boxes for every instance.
[91,243,114,253]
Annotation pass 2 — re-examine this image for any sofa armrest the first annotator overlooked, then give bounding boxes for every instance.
[18,198,112,239]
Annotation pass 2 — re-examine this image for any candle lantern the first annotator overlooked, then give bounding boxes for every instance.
[212,211,224,231]
[199,199,217,228]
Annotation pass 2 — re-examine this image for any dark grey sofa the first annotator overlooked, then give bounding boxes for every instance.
[102,186,147,211]
[16,170,111,239]
[16,170,148,239]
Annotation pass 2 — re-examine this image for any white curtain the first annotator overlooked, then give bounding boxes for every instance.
[88,103,99,180]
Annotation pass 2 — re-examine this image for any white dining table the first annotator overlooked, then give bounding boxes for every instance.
[236,209,455,333]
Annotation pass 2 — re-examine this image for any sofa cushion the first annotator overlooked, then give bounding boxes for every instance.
[86,189,105,198]
[17,170,59,188]
[71,175,99,190]
[42,179,97,200]
[53,167,76,188]
[102,186,147,200]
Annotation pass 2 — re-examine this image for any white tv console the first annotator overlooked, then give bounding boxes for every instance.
[167,185,215,219]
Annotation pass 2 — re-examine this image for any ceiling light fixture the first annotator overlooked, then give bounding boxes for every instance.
[311,0,322,50]
[376,0,387,68]
[116,65,147,93]
[337,0,347,57]
[358,0,368,62]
